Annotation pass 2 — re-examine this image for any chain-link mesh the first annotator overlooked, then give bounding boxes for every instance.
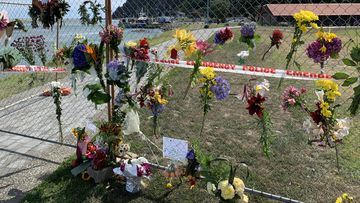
[0,0,359,202]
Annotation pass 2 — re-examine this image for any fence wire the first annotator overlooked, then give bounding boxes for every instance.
[0,0,359,202]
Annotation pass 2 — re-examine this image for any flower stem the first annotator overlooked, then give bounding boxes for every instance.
[262,45,273,61]
[335,144,340,172]
[200,111,207,137]
[153,115,159,138]
[320,62,325,74]
[183,54,202,100]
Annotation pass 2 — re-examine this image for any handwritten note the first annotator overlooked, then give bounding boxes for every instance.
[163,137,188,162]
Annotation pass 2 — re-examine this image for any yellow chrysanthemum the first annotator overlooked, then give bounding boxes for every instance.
[320,102,330,110]
[220,184,235,200]
[336,197,343,203]
[326,91,341,101]
[233,178,245,194]
[71,128,78,138]
[315,79,339,91]
[321,108,332,118]
[316,31,337,42]
[199,67,216,80]
[293,10,319,32]
[207,91,214,98]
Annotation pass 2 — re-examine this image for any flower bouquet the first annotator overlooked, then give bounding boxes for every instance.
[198,67,230,136]
[113,157,151,193]
[282,79,350,170]
[241,79,273,157]
[279,10,319,87]
[125,38,150,84]
[262,29,284,60]
[99,25,123,56]
[240,23,260,50]
[11,35,48,66]
[206,161,249,203]
[137,85,170,137]
[306,30,342,73]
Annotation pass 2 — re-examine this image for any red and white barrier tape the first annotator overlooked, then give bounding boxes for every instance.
[149,59,331,81]
[2,65,66,73]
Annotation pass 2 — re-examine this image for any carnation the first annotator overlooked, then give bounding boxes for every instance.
[220,183,235,200]
[214,27,234,45]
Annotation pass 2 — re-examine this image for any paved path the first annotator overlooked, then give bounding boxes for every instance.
[0,28,220,202]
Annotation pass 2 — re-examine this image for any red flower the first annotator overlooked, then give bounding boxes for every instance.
[246,94,266,118]
[139,38,149,49]
[271,29,284,48]
[310,103,324,125]
[170,48,178,59]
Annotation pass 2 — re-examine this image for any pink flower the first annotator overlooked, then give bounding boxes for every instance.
[288,98,296,105]
[196,40,214,56]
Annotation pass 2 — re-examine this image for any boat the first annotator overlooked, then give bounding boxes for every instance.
[121,9,161,29]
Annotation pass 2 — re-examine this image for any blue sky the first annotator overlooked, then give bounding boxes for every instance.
[0,0,126,19]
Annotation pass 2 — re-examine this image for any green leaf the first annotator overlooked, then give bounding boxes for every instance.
[349,85,360,115]
[342,77,358,86]
[84,84,111,105]
[350,46,360,63]
[332,72,350,80]
[343,58,357,66]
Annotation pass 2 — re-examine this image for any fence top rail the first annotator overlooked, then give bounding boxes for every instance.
[0,1,31,6]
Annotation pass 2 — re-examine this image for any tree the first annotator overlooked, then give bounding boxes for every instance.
[210,0,231,22]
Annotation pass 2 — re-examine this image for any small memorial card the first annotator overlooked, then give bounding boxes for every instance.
[163,137,188,162]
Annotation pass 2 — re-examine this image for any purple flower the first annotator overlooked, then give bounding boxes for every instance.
[214,27,234,45]
[210,76,231,100]
[72,44,89,68]
[186,149,195,160]
[151,104,165,117]
[107,59,121,81]
[306,38,342,63]
[241,23,256,38]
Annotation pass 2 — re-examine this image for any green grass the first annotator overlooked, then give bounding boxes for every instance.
[22,26,360,203]
[0,72,67,100]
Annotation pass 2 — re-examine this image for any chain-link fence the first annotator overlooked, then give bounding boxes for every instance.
[0,0,359,202]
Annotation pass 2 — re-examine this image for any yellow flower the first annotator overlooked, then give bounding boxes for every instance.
[326,91,341,101]
[336,197,343,203]
[207,91,214,98]
[199,67,216,80]
[166,183,173,188]
[239,194,249,203]
[293,10,319,32]
[220,184,235,200]
[320,102,330,110]
[321,108,332,118]
[74,34,84,41]
[316,31,337,42]
[174,29,197,56]
[310,22,319,29]
[154,92,168,105]
[71,128,78,138]
[233,178,245,194]
[320,45,327,53]
[85,45,97,61]
[316,79,339,92]
[217,180,229,190]
[125,41,137,48]
[300,25,308,33]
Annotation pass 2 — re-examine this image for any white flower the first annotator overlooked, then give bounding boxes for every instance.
[238,194,249,203]
[333,118,351,139]
[237,51,249,58]
[255,79,270,96]
[51,81,61,88]
[206,182,216,195]
[74,34,85,42]
[315,90,324,102]
[303,118,323,135]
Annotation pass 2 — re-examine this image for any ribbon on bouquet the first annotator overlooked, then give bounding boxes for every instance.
[135,58,332,81]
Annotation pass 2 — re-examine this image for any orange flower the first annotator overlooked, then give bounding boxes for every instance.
[85,45,97,61]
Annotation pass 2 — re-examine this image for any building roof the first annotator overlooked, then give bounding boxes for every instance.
[264,3,360,16]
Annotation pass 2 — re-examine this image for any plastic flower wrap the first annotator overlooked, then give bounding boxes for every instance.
[198,67,230,135]
[99,25,123,56]
[262,29,284,60]
[279,10,319,87]
[137,85,171,137]
[240,79,273,156]
[240,23,259,50]
[214,27,234,45]
[113,157,151,193]
[307,30,342,72]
